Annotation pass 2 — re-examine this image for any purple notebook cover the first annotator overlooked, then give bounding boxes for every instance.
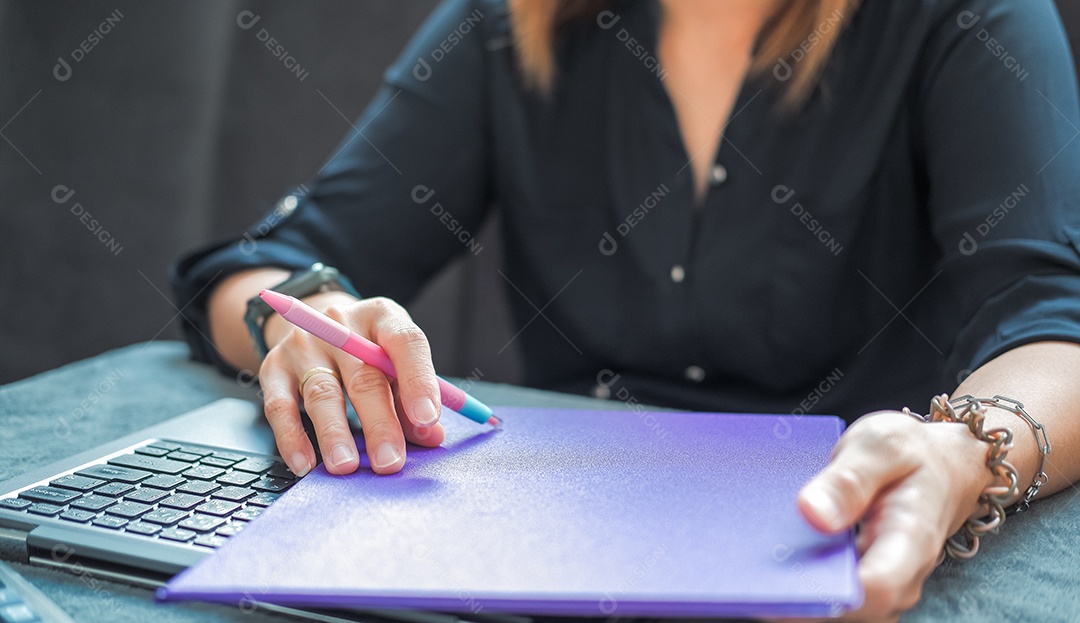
[159,408,861,618]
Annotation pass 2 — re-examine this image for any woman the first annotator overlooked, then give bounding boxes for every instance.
[173,0,1080,619]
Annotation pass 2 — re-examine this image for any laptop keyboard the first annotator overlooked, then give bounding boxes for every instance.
[0,441,298,549]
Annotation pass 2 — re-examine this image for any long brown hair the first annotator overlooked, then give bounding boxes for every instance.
[508,0,861,108]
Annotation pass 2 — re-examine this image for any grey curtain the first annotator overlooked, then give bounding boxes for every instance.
[0,1,522,385]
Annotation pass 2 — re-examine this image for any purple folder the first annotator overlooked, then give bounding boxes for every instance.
[159,408,861,618]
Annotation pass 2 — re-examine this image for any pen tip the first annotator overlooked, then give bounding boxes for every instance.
[487,415,502,427]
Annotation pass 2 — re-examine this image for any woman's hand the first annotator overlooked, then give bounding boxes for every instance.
[258,291,445,477]
[793,411,996,622]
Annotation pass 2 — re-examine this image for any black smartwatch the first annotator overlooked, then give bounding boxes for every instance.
[244,263,360,358]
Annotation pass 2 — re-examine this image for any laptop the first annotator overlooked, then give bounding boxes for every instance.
[0,398,512,623]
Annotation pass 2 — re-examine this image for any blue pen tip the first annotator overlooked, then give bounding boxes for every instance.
[460,394,496,425]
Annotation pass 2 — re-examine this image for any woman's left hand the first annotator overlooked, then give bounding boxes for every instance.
[792,410,997,622]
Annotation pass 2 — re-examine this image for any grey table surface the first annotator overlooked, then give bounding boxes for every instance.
[0,342,1077,623]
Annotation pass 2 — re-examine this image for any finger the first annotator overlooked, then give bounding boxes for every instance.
[846,473,947,621]
[363,298,442,429]
[339,358,407,474]
[300,364,360,475]
[856,513,937,617]
[394,383,445,447]
[798,415,921,533]
[258,356,315,477]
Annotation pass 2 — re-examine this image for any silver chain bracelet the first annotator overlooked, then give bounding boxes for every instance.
[903,394,1052,559]
[953,395,1052,514]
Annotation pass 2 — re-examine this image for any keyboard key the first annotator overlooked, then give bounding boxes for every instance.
[50,474,105,491]
[0,499,31,511]
[19,486,81,506]
[231,458,277,474]
[93,482,135,497]
[77,464,151,483]
[147,441,181,451]
[0,603,36,623]
[92,516,128,530]
[216,522,245,537]
[70,495,116,512]
[26,503,63,516]
[177,480,220,495]
[174,445,214,457]
[199,456,236,468]
[159,493,203,510]
[159,527,196,542]
[217,471,258,487]
[183,466,226,481]
[108,454,189,475]
[194,534,228,548]
[141,474,185,490]
[134,446,170,457]
[267,464,298,480]
[124,521,162,536]
[125,488,169,504]
[166,451,202,463]
[251,477,293,493]
[211,487,255,502]
[59,509,97,523]
[209,451,246,463]
[232,506,265,522]
[195,500,241,517]
[247,492,279,507]
[105,501,152,519]
[142,508,188,526]
[179,515,226,533]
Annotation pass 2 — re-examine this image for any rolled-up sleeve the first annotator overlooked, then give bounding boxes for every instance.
[915,0,1080,378]
[170,0,493,372]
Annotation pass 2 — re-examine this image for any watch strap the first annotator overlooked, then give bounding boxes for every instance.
[244,263,360,359]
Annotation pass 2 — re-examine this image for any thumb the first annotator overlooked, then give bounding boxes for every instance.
[798,439,916,534]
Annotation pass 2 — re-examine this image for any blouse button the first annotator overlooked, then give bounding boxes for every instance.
[670,265,686,283]
[709,164,728,186]
[591,384,611,400]
[277,194,298,216]
[684,365,706,382]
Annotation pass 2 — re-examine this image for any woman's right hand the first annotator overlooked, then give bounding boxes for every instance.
[257,291,445,477]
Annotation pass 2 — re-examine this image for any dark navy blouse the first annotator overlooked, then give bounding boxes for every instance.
[173,0,1080,422]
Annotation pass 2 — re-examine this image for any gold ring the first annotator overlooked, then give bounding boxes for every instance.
[299,366,341,394]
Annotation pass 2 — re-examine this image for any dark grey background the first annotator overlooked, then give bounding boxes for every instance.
[1,1,1078,385]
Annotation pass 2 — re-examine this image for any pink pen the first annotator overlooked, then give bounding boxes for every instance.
[260,289,500,426]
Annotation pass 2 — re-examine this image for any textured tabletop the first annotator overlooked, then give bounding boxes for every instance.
[0,342,1077,622]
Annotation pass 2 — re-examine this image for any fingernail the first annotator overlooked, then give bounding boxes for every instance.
[804,488,841,530]
[373,442,404,471]
[411,398,440,426]
[329,444,357,468]
[289,452,312,477]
